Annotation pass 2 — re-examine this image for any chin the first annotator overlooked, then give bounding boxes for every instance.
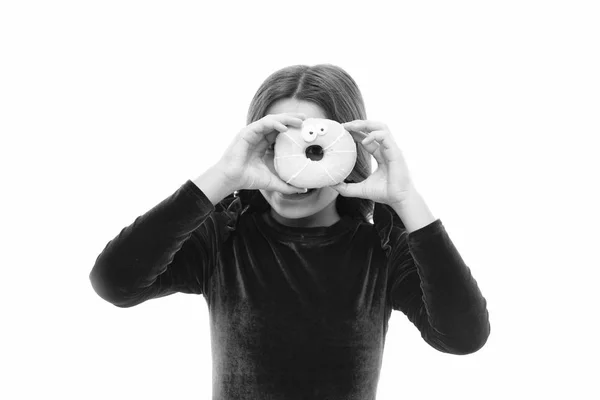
[272,209,304,220]
[271,203,323,220]
[260,187,339,220]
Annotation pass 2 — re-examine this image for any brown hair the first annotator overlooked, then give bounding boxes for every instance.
[233,64,375,223]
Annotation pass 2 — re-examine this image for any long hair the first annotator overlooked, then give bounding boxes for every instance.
[229,64,375,223]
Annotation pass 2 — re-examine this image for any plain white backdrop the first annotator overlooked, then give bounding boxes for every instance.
[1,0,599,399]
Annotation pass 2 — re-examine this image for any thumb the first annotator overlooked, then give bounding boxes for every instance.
[331,182,350,196]
[269,175,307,195]
[332,182,365,199]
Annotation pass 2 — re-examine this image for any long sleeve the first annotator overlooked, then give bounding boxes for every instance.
[89,180,229,308]
[375,204,490,355]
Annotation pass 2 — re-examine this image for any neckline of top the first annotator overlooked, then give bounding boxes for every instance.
[253,210,357,239]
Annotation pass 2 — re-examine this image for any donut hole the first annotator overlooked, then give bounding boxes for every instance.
[305,145,324,161]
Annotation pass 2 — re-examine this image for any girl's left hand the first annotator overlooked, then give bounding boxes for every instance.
[331,120,417,208]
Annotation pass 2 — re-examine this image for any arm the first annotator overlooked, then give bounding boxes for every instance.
[89,169,235,308]
[390,191,437,234]
[384,200,490,355]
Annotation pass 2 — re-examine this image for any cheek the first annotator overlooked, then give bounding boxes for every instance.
[319,187,339,201]
[310,188,339,209]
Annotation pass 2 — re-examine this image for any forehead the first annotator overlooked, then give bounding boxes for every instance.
[266,98,327,119]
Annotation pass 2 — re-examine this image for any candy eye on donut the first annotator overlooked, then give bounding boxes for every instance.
[316,123,328,136]
[301,124,318,143]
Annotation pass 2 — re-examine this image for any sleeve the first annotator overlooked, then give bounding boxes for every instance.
[373,203,491,355]
[89,180,240,308]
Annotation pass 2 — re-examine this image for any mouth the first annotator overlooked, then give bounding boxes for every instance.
[279,188,318,200]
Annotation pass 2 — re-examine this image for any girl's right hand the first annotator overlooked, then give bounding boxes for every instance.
[214,113,308,194]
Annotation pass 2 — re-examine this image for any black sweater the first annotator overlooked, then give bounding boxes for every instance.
[89,180,490,400]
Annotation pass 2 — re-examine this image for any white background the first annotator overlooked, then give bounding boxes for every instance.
[1,0,599,399]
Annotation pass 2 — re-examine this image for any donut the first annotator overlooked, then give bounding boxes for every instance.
[273,118,357,189]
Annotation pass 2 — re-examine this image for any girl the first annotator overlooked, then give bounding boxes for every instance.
[90,64,490,400]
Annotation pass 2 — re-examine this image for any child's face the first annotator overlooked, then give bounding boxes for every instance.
[259,97,341,226]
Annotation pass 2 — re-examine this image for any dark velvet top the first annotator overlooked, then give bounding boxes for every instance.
[89,179,490,400]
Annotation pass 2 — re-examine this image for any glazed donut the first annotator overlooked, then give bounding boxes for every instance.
[273,118,357,188]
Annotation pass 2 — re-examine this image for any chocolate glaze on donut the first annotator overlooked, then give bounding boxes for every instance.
[273,118,357,189]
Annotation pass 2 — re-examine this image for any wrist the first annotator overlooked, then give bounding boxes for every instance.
[193,166,238,206]
[211,163,240,192]
[389,184,420,210]
[390,191,437,234]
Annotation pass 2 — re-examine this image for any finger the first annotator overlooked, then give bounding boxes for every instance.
[246,114,306,143]
[259,120,288,147]
[265,131,278,145]
[331,181,370,200]
[257,115,300,134]
[278,112,307,120]
[260,114,305,146]
[254,135,273,154]
[361,130,403,163]
[362,131,388,148]
[272,121,288,133]
[267,174,307,195]
[270,113,306,128]
[242,119,288,146]
[362,130,396,150]
[360,138,385,165]
[343,120,388,134]
[330,182,347,195]
[346,129,369,144]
